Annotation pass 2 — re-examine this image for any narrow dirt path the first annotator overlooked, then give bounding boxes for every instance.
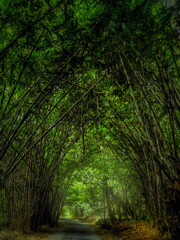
[47,218,101,240]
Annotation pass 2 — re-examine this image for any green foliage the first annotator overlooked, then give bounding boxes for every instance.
[0,0,179,237]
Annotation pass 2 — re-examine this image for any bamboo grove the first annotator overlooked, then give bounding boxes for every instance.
[0,0,179,239]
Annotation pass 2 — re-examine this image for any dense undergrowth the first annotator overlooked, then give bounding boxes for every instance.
[95,220,163,240]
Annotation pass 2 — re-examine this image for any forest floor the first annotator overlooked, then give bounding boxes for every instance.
[0,220,165,240]
[93,220,164,240]
[0,223,62,240]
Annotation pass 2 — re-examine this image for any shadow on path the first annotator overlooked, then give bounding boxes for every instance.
[47,218,101,240]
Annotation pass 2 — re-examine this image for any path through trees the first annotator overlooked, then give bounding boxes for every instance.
[0,0,179,239]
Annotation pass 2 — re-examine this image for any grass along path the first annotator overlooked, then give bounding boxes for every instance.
[93,220,165,240]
